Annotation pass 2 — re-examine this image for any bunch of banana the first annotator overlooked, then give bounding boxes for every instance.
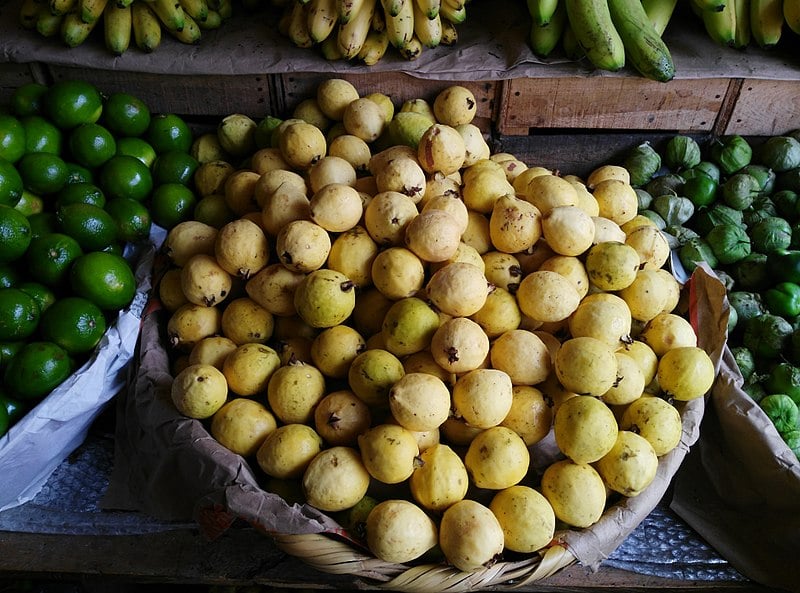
[691,0,799,50]
[276,0,466,65]
[18,0,232,54]
[526,0,676,82]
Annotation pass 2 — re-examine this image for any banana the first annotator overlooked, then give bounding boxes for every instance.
[20,0,45,29]
[319,31,344,58]
[50,0,77,16]
[749,0,782,47]
[132,0,161,51]
[307,0,338,42]
[62,9,98,45]
[337,0,375,56]
[413,0,441,46]
[380,0,404,16]
[413,0,439,18]
[528,0,566,57]
[36,8,64,35]
[784,0,800,34]
[439,16,457,43]
[441,0,463,10]
[561,18,585,59]
[167,10,201,41]
[179,0,208,22]
[733,0,750,47]
[115,0,135,8]
[338,0,366,23]
[608,0,674,81]
[564,0,625,72]
[145,0,186,30]
[398,32,423,59]
[527,0,559,26]
[357,27,389,63]
[198,7,222,27]
[384,0,413,47]
[80,0,108,22]
[286,0,314,47]
[208,0,231,18]
[700,0,736,46]
[694,0,726,10]
[103,1,131,53]
[371,3,385,29]
[641,0,677,36]
[438,0,464,23]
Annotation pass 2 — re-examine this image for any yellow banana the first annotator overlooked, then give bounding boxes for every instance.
[380,0,404,16]
[50,0,77,16]
[62,9,98,44]
[103,1,131,53]
[700,0,736,46]
[286,0,314,47]
[733,0,749,47]
[441,0,463,10]
[784,0,800,34]
[528,0,565,57]
[20,0,45,29]
[384,0,413,47]
[357,27,389,63]
[564,0,625,72]
[439,0,464,23]
[36,8,64,35]
[132,0,162,51]
[167,10,201,41]
[198,7,222,27]
[307,0,338,42]
[527,0,559,26]
[337,0,375,56]
[440,16,457,43]
[338,0,366,23]
[641,0,677,36]
[398,33,423,59]
[319,30,344,58]
[608,0,674,81]
[80,0,108,22]
[412,0,441,46]
[146,0,186,31]
[749,0,782,47]
[413,0,439,18]
[178,0,208,22]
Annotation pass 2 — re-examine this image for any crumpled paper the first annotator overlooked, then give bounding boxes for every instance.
[102,265,728,583]
[0,241,156,512]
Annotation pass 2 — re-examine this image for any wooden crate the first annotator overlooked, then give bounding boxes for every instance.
[0,62,40,106]
[724,79,800,136]
[496,77,731,136]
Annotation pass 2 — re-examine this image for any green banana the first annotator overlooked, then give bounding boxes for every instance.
[732,0,749,48]
[786,0,800,34]
[694,0,726,10]
[608,0,674,81]
[750,0,783,47]
[561,19,585,60]
[528,0,566,57]
[527,0,559,26]
[701,0,736,46]
[564,0,625,72]
[641,0,677,36]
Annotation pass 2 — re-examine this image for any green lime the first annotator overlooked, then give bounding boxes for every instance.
[18,280,57,314]
[0,157,24,208]
[0,205,33,264]
[67,122,117,169]
[25,232,83,288]
[0,114,26,163]
[145,113,193,154]
[98,154,153,202]
[42,80,103,131]
[0,263,21,288]
[102,92,151,138]
[0,341,24,368]
[152,150,199,186]
[39,296,107,355]
[0,390,27,427]
[3,340,73,401]
[193,194,235,228]
[115,136,157,168]
[70,250,136,311]
[64,161,94,185]
[10,82,48,118]
[56,202,118,251]
[683,174,719,208]
[101,242,124,256]
[0,287,40,341]
[150,183,197,230]
[17,152,69,195]
[27,211,58,239]
[56,182,106,209]
[15,190,44,217]
[104,197,152,243]
[21,114,63,155]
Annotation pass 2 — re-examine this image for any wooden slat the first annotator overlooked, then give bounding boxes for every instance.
[496,77,729,135]
[0,62,40,106]
[724,79,800,136]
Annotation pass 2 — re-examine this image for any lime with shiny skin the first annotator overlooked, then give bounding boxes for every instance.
[0,287,40,342]
[25,232,84,288]
[0,204,33,264]
[42,80,103,131]
[102,92,151,138]
[3,340,73,401]
[98,154,153,202]
[70,250,136,311]
[39,296,107,355]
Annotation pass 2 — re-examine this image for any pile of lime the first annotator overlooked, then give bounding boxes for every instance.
[0,79,197,437]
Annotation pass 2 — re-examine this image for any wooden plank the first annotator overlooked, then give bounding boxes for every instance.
[496,77,728,135]
[0,62,40,106]
[45,66,275,119]
[724,79,800,136]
